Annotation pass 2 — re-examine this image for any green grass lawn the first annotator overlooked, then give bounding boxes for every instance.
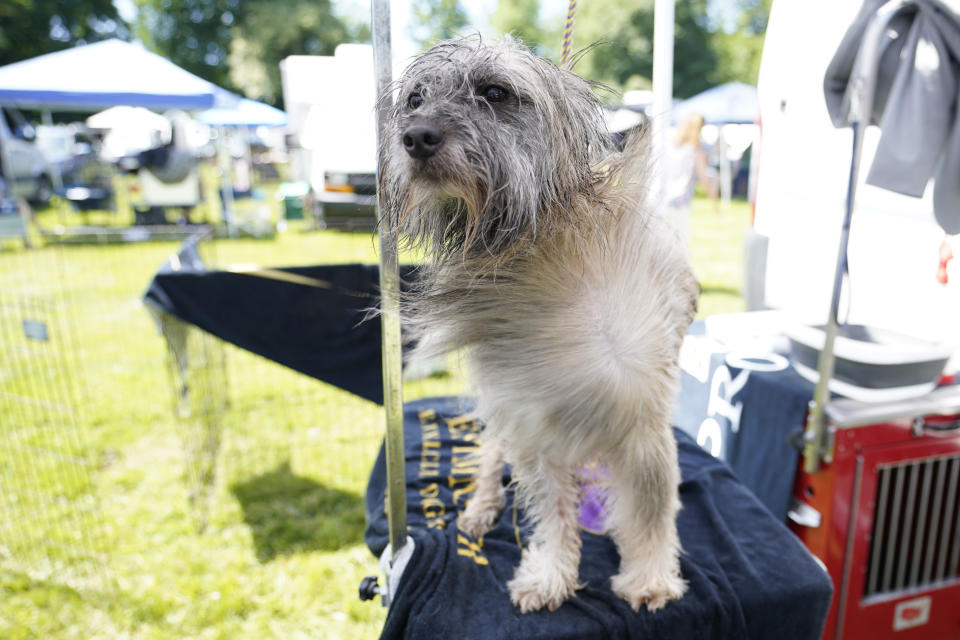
[0,195,749,639]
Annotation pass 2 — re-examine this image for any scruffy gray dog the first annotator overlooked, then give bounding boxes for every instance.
[379,37,699,614]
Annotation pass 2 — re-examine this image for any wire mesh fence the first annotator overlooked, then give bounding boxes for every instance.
[0,227,393,619]
[0,287,109,589]
[164,321,386,552]
[0,231,195,601]
[210,343,383,560]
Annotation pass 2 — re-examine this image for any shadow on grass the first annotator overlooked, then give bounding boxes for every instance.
[230,462,366,562]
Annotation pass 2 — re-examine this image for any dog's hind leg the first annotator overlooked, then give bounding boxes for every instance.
[458,433,506,538]
[607,426,687,612]
[507,458,583,613]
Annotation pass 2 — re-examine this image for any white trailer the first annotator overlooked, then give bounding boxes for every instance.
[280,44,378,227]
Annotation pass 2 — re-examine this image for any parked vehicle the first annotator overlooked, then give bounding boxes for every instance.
[0,107,55,204]
[122,144,202,225]
[280,44,378,229]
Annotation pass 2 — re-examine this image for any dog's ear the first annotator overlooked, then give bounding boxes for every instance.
[553,69,609,157]
[536,66,611,210]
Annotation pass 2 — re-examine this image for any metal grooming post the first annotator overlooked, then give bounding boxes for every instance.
[372,0,408,566]
[802,0,907,473]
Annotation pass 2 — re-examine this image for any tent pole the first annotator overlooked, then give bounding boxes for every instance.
[719,126,730,210]
[217,126,236,236]
[651,0,675,216]
[41,110,63,192]
[372,0,407,564]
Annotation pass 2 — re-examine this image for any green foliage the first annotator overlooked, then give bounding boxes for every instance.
[0,194,745,638]
[134,0,237,93]
[572,0,717,98]
[502,0,770,98]
[133,0,367,104]
[709,0,771,86]
[0,0,126,67]
[490,0,559,58]
[410,0,470,49]
[226,0,358,103]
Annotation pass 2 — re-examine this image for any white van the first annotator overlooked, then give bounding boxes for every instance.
[750,0,959,354]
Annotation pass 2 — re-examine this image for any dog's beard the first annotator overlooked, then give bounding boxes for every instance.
[393,149,540,263]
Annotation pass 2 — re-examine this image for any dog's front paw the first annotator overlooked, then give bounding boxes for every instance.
[458,510,497,539]
[458,490,505,538]
[610,568,687,612]
[507,555,579,613]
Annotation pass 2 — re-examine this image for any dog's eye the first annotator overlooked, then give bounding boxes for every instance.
[480,85,508,103]
[407,93,423,109]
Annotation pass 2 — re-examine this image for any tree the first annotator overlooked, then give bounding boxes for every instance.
[0,0,126,67]
[135,0,366,105]
[710,0,771,86]
[573,0,718,99]
[134,0,236,93]
[409,0,469,49]
[490,0,559,58]
[490,0,769,100]
[227,0,360,103]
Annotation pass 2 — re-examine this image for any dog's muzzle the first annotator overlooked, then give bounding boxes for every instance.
[402,124,445,159]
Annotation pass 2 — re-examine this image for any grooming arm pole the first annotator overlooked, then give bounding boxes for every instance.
[372,0,408,564]
[802,0,908,473]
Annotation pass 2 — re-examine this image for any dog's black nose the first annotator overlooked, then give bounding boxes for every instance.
[402,124,445,159]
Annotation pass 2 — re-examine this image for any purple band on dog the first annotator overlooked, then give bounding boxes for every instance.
[577,460,610,534]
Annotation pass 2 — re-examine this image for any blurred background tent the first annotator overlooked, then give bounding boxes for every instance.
[674,81,758,125]
[0,39,236,111]
[674,81,759,207]
[0,38,237,199]
[86,106,172,160]
[196,98,287,128]
[195,98,289,234]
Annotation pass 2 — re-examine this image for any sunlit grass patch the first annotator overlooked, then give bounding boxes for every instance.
[0,194,746,638]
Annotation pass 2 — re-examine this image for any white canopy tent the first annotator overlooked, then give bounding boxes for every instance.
[0,39,236,111]
[86,106,172,159]
[0,39,241,227]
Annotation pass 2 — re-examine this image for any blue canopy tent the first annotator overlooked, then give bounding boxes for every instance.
[673,81,758,125]
[0,39,245,229]
[0,39,238,203]
[196,99,287,128]
[195,99,288,235]
[0,39,236,111]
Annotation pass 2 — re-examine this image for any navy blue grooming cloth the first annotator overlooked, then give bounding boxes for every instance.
[721,365,812,521]
[673,329,813,521]
[143,240,417,405]
[365,397,833,640]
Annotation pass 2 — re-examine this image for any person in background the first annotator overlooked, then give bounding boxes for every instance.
[664,112,714,246]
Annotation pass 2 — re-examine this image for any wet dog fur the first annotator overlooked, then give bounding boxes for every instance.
[378,36,699,614]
